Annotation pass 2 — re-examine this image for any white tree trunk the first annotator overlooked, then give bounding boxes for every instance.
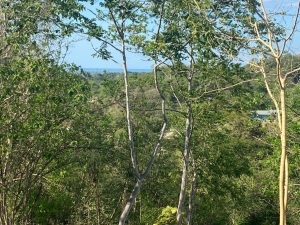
[279,88,287,225]
[119,179,143,225]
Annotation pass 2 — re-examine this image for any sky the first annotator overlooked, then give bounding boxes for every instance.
[63,1,153,70]
[64,38,153,69]
[64,0,300,69]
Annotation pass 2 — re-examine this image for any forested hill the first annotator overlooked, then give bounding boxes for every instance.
[1,1,300,225]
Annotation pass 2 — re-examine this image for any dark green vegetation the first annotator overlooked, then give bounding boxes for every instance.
[1,0,300,224]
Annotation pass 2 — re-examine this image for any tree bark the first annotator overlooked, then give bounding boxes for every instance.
[119,179,143,225]
[187,153,197,225]
[177,46,194,225]
[279,87,287,225]
[176,114,191,224]
[116,2,168,222]
[118,38,167,223]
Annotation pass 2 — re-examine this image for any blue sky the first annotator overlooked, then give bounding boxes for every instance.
[64,38,152,69]
[64,0,300,69]
[64,1,153,70]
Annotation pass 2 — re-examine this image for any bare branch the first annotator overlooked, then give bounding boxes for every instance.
[90,41,121,66]
[108,7,123,40]
[259,62,282,131]
[92,35,123,54]
[142,0,168,179]
[283,66,300,81]
[189,79,258,100]
[280,1,300,58]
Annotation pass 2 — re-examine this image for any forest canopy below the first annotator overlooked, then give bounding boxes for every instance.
[0,0,300,225]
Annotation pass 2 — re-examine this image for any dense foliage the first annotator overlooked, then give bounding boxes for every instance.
[0,0,300,225]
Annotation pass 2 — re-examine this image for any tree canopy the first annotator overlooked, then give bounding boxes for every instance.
[1,0,300,225]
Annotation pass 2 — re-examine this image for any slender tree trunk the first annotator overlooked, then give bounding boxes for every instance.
[187,153,197,225]
[116,3,167,222]
[261,63,288,225]
[284,156,288,218]
[176,114,191,224]
[118,38,141,225]
[177,47,194,225]
[118,36,167,223]
[279,87,287,225]
[121,42,139,180]
[119,179,143,225]
[177,82,192,224]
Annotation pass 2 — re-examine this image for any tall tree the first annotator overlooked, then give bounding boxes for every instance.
[79,1,168,224]
[144,1,253,223]
[243,3,300,225]
[194,0,300,224]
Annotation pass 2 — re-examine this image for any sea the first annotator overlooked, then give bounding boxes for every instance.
[82,68,152,73]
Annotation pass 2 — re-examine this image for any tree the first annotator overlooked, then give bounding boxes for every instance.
[144,1,254,223]
[195,0,300,224]
[0,56,91,224]
[79,1,168,224]
[0,1,96,223]
[244,3,300,225]
[0,0,85,63]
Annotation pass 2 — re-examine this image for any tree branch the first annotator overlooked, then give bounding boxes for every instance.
[189,79,258,100]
